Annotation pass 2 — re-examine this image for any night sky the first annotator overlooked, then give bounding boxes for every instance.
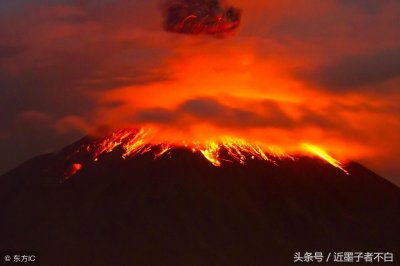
[0,0,399,185]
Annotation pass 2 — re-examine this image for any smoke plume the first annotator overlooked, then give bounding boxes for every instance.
[163,0,241,35]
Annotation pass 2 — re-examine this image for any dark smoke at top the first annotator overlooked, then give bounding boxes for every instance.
[163,0,242,36]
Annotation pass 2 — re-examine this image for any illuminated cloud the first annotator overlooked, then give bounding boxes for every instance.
[136,98,296,129]
[298,48,400,90]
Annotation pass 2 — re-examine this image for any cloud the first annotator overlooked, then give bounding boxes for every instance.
[136,108,177,124]
[179,98,293,128]
[0,110,86,174]
[0,0,171,172]
[0,1,171,126]
[335,0,399,14]
[297,48,400,90]
[134,97,355,131]
[54,115,94,134]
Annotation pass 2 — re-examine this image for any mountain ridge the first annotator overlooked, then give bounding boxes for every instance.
[0,137,399,266]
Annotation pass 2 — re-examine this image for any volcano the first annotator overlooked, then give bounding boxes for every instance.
[0,135,399,266]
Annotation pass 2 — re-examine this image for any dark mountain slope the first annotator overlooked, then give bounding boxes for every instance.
[0,139,399,266]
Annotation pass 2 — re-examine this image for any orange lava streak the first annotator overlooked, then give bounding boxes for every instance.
[122,128,152,159]
[88,130,135,159]
[301,143,349,175]
[198,141,221,166]
[64,163,83,180]
[221,137,270,163]
[85,128,349,174]
[154,144,171,159]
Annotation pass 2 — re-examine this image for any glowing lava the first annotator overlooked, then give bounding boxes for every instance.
[78,128,349,175]
[64,163,83,180]
[301,143,349,175]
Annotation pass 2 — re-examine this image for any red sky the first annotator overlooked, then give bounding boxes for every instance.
[0,0,399,185]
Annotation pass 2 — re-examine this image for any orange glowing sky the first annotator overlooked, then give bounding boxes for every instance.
[0,0,399,185]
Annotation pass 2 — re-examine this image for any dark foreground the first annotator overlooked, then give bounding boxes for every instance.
[0,140,399,266]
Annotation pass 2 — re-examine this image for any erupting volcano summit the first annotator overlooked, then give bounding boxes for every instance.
[1,131,399,266]
[63,128,349,180]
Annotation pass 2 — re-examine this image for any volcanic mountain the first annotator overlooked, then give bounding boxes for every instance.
[0,134,399,266]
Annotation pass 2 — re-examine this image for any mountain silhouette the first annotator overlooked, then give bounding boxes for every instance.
[0,137,399,266]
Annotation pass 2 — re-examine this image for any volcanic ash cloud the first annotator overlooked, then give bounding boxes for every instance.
[163,0,241,35]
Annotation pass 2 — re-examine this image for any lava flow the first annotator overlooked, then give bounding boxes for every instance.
[64,128,350,177]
